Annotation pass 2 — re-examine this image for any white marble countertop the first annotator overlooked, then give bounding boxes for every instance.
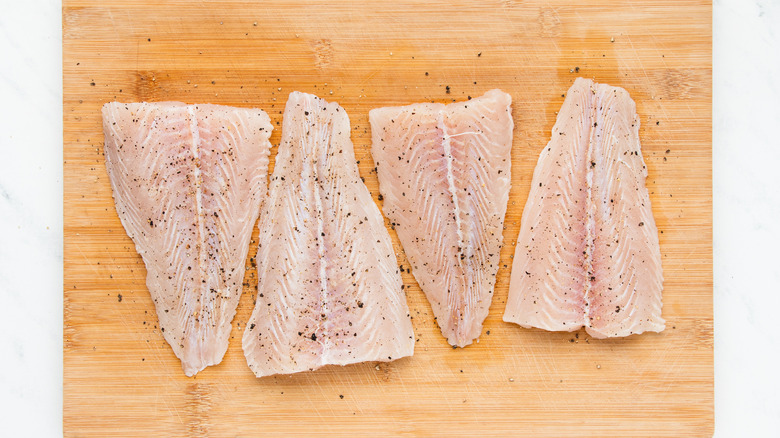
[714,0,780,435]
[0,0,777,435]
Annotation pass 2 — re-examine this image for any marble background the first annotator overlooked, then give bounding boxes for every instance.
[714,0,779,435]
[0,0,63,436]
[0,0,776,435]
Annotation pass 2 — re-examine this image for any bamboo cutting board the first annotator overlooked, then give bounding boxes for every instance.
[63,1,712,436]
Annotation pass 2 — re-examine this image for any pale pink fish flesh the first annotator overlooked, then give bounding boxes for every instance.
[243,92,414,377]
[504,78,664,338]
[369,90,514,347]
[103,102,272,376]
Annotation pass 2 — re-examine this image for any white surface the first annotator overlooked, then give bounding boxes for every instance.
[714,0,780,435]
[0,0,777,435]
[0,0,63,436]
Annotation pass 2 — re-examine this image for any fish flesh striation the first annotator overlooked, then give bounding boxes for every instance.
[103,102,272,376]
[243,92,414,377]
[503,78,664,338]
[369,90,514,347]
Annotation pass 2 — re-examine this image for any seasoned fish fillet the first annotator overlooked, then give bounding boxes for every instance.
[369,90,514,347]
[504,78,664,338]
[243,92,414,377]
[102,102,272,376]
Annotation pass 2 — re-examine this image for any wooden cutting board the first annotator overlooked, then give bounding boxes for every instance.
[63,1,712,436]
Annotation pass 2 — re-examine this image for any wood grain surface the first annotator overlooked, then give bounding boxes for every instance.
[63,1,713,436]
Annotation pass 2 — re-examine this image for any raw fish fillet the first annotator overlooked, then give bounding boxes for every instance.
[102,102,272,376]
[503,78,664,338]
[369,90,514,347]
[243,92,414,377]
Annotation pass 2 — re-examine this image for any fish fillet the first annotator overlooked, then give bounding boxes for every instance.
[102,102,272,376]
[369,90,514,347]
[503,78,664,338]
[243,92,414,377]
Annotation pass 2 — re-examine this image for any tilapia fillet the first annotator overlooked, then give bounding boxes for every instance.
[102,102,272,376]
[370,90,514,347]
[504,78,664,338]
[243,92,414,378]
